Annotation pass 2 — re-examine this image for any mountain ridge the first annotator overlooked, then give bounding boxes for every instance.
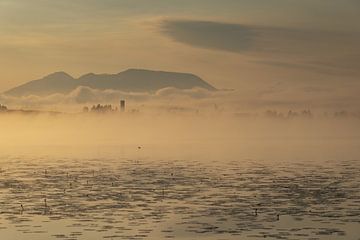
[5,69,216,97]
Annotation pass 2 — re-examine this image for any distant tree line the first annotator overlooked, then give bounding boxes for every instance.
[83,104,117,113]
[0,104,8,112]
[265,110,313,119]
[264,110,360,119]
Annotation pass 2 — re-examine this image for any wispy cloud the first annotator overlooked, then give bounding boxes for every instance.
[0,86,219,110]
[2,84,360,112]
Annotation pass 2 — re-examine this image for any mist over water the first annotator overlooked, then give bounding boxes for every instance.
[1,0,359,238]
[0,112,359,240]
[1,112,359,160]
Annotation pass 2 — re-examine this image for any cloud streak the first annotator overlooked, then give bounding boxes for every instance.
[160,19,360,75]
[161,20,255,53]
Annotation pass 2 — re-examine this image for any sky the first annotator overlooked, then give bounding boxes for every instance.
[0,0,360,110]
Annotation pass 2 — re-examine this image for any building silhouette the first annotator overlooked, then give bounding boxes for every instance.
[120,100,126,112]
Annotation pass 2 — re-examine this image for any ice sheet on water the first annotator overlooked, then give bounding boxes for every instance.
[0,155,359,240]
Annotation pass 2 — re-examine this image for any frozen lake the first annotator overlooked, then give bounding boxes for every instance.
[0,143,359,240]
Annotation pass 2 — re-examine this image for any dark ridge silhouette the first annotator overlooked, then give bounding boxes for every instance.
[5,69,216,97]
[6,72,77,97]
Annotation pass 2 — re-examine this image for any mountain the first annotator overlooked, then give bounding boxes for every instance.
[5,69,216,97]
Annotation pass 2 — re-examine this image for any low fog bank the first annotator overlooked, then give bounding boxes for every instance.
[2,84,360,114]
[0,112,359,162]
[2,85,360,162]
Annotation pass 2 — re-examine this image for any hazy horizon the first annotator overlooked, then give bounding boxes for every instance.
[1,0,360,112]
[1,1,359,240]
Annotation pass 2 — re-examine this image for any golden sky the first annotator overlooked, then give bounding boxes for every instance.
[0,0,359,108]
